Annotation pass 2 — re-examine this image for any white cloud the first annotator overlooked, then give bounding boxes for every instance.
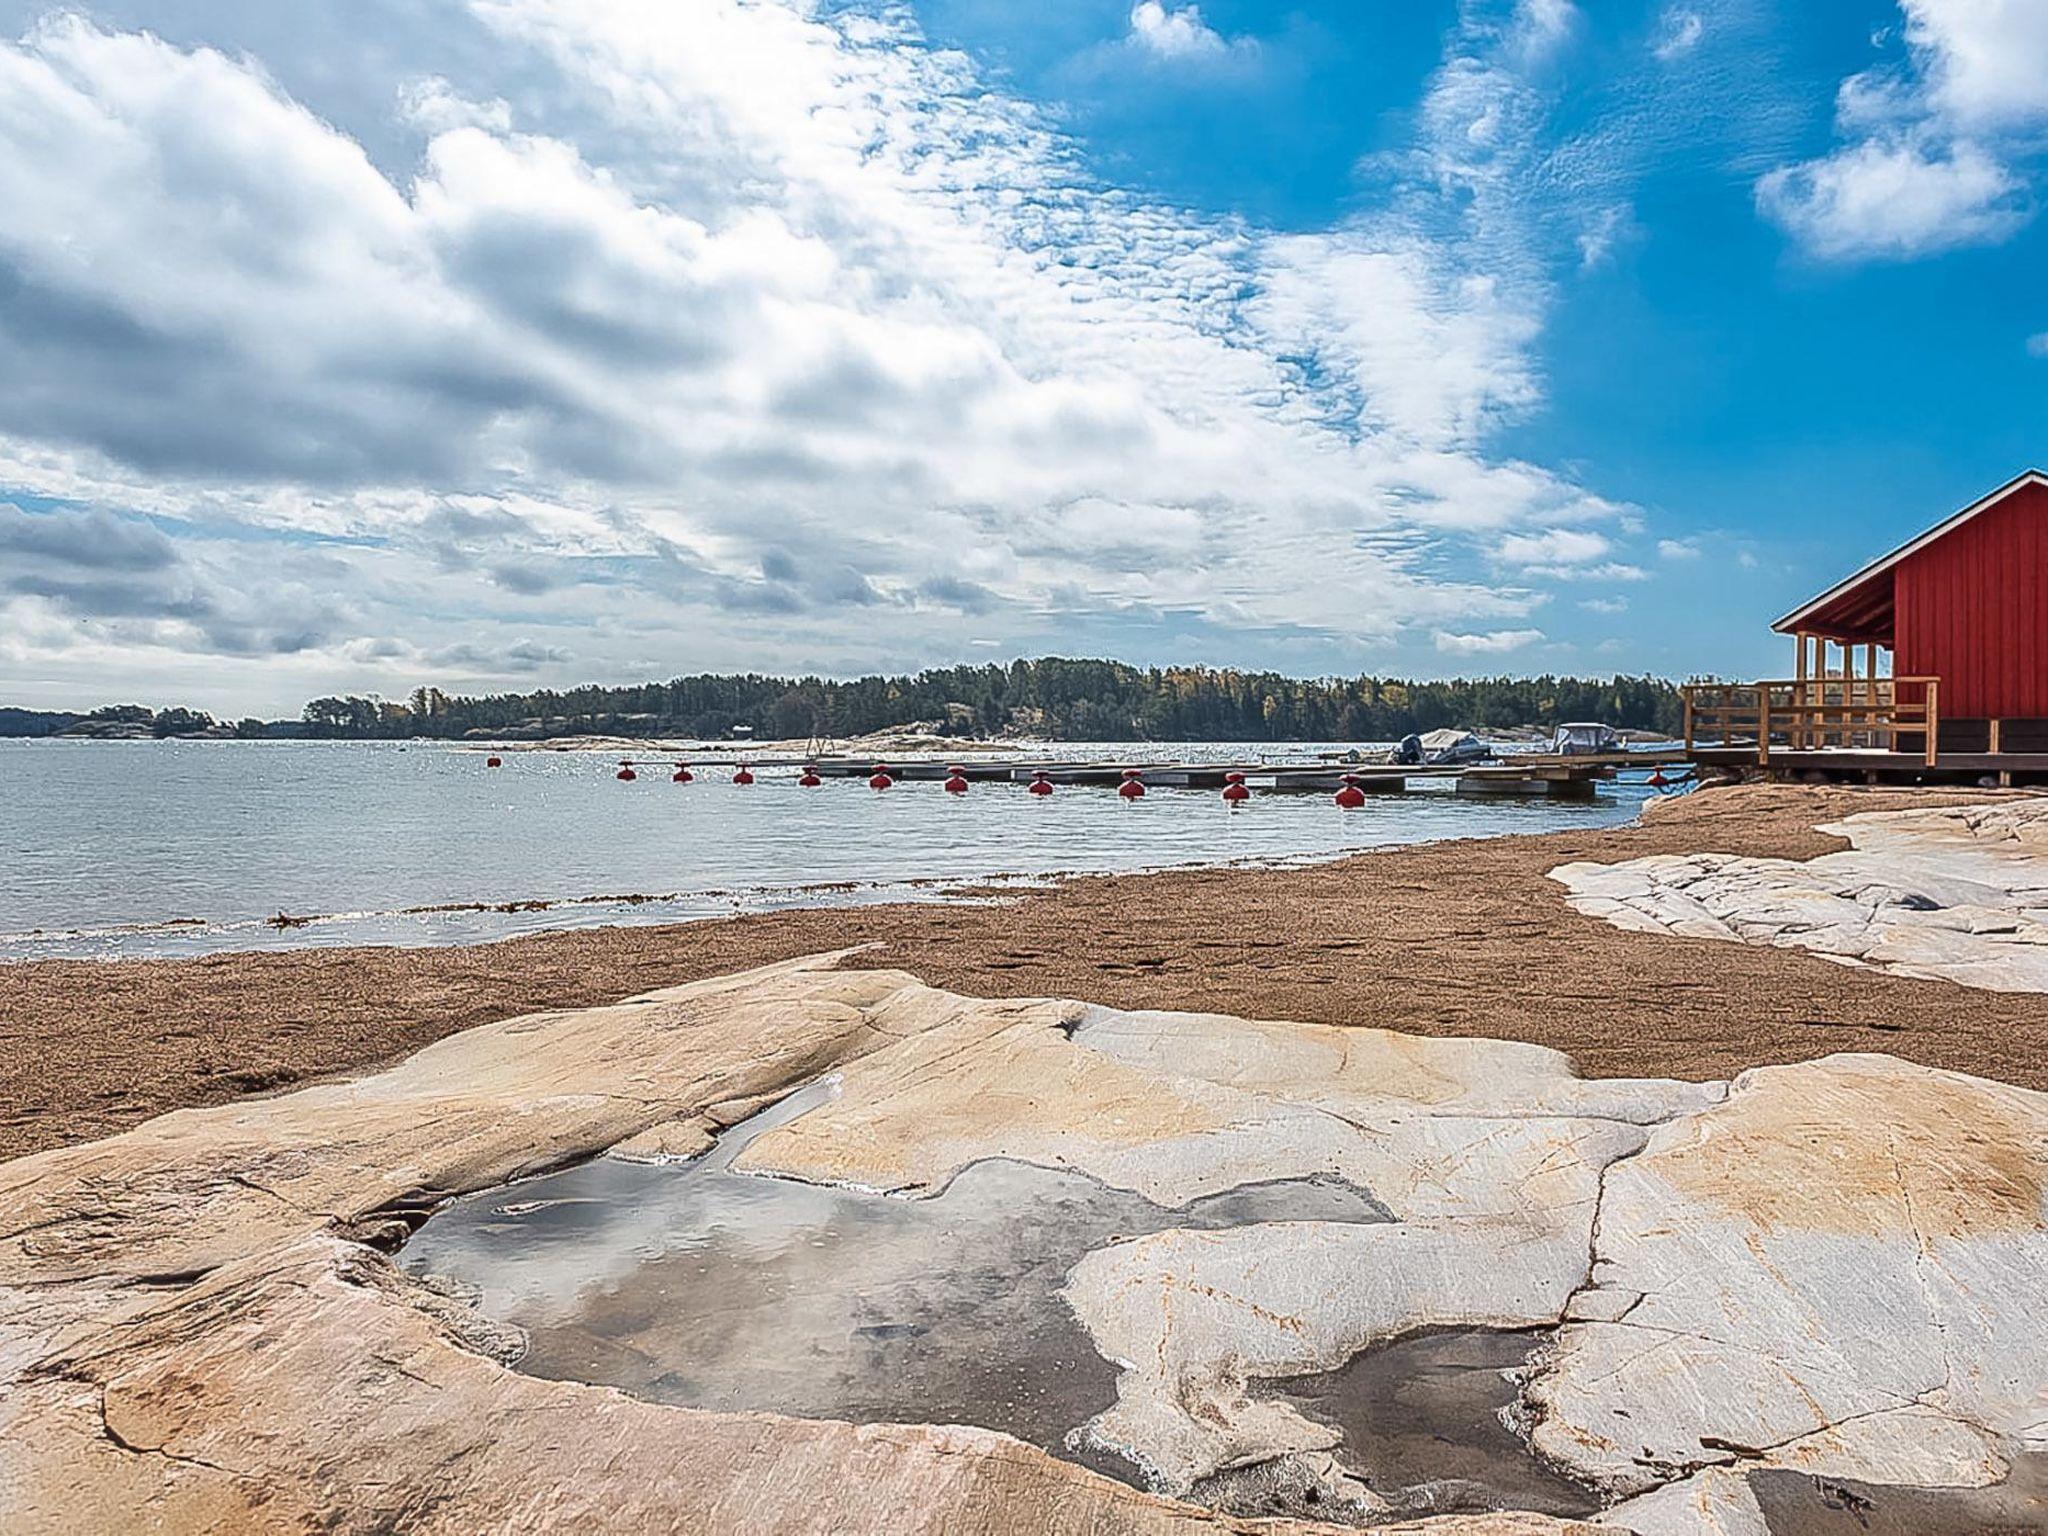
[1434,627,1545,655]
[1759,0,2048,260]
[1498,527,1612,566]
[1126,2,1243,62]
[2027,331,2048,357]
[1580,595,1628,614]
[1652,8,1704,62]
[1531,561,1648,583]
[1657,537,1701,559]
[1575,203,1635,268]
[0,4,1631,709]
[1901,0,2048,128]
[1757,136,2021,259]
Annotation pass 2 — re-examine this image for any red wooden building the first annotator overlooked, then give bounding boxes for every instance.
[1687,469,2048,780]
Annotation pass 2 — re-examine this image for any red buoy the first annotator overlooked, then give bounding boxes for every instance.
[798,764,822,787]
[1221,770,1250,805]
[616,760,637,782]
[943,765,969,794]
[672,763,693,783]
[485,755,502,768]
[1647,768,1669,789]
[1117,768,1145,801]
[869,764,894,790]
[1027,770,1054,796]
[1334,772,1365,809]
[733,764,755,786]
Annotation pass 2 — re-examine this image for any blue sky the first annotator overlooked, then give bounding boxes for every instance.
[0,0,2043,714]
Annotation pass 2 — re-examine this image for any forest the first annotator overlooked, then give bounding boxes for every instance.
[292,660,1685,742]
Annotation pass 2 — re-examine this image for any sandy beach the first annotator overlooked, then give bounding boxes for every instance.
[6,781,2040,1163]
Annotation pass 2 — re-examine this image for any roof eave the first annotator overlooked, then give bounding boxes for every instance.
[1772,468,2048,634]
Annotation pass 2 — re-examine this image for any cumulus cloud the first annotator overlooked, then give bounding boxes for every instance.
[1434,627,1544,655]
[2027,331,2048,358]
[0,2,1652,709]
[1657,537,1701,559]
[1758,1,2048,260]
[1126,2,1242,62]
[1757,137,2022,259]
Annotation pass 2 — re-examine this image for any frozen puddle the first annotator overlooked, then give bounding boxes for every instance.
[400,1083,1395,1477]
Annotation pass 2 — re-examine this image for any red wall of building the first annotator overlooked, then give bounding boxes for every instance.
[1893,479,2048,718]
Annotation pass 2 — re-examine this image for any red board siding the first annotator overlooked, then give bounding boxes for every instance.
[1893,480,2048,718]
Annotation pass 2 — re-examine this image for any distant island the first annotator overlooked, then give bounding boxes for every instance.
[6,659,1684,743]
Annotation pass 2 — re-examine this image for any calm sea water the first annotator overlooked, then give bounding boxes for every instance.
[0,739,1658,961]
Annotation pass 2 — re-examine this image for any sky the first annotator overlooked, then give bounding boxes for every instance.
[0,0,2043,716]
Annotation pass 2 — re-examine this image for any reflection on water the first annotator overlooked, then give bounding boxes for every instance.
[1750,1455,2048,1536]
[0,739,1656,959]
[1204,1329,1601,1522]
[400,1082,1392,1466]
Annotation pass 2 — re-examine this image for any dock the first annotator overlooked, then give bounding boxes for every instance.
[790,751,1686,798]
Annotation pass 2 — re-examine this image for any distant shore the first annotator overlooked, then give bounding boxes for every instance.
[3,781,2039,1162]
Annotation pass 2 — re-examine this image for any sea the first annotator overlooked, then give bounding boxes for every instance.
[0,738,1662,961]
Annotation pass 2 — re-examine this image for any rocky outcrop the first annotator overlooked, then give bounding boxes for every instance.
[733,1001,1716,1492]
[1551,798,2048,992]
[1528,1053,2048,1495]
[3,951,2044,1534]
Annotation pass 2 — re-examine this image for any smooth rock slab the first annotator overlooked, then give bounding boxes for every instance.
[1551,799,2048,992]
[4,952,2045,1535]
[0,954,1618,1535]
[730,992,1715,1491]
[1527,1053,2048,1506]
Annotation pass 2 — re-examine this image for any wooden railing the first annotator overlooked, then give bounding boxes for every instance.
[1683,678,1940,767]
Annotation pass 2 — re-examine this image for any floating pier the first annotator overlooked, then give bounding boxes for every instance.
[796,751,1684,799]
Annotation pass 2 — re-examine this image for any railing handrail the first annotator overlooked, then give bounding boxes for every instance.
[1681,676,1939,768]
[1682,676,1937,693]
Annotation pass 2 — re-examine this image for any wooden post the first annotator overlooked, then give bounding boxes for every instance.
[1758,687,1771,767]
[1989,717,2003,755]
[1924,679,1939,768]
[1830,639,1840,747]
[1682,689,1695,753]
[1792,632,1808,751]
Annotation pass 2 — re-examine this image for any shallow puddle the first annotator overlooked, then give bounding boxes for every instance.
[1200,1329,1602,1523]
[400,1081,1392,1468]
[1752,1454,2048,1535]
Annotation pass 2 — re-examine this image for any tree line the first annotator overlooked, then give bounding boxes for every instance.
[294,660,1684,741]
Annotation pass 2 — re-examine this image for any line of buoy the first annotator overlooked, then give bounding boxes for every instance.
[570,759,1411,806]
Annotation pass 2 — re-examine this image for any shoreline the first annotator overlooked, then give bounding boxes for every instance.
[4,781,2041,1163]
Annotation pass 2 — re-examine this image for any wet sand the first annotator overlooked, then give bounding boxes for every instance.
[5,782,2043,1163]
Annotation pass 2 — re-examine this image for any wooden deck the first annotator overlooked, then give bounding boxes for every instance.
[1689,746,2048,784]
[1683,678,2048,784]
